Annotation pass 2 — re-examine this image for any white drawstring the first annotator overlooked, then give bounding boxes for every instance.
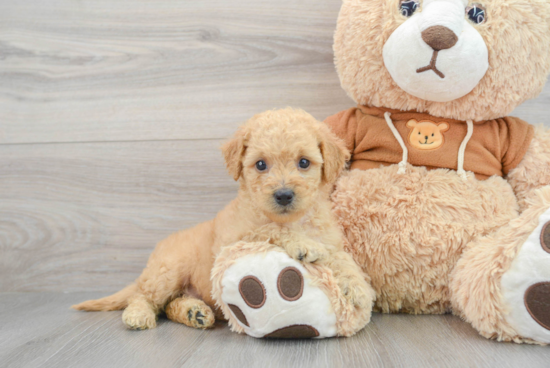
[384,112,408,174]
[457,120,473,180]
[385,112,473,179]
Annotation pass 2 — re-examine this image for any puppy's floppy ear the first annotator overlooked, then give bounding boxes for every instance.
[318,124,351,184]
[221,126,247,181]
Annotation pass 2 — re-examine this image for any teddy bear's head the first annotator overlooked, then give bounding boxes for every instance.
[334,0,550,121]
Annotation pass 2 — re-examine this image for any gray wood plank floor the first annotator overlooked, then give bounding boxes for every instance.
[1,293,549,368]
[1,0,549,366]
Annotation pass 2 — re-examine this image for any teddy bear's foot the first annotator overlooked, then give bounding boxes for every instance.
[501,207,550,343]
[451,187,550,344]
[212,241,373,338]
[218,251,337,338]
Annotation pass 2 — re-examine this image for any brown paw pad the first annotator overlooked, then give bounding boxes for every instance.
[540,221,550,254]
[277,267,304,301]
[228,304,249,327]
[524,282,550,331]
[265,325,319,339]
[239,276,266,308]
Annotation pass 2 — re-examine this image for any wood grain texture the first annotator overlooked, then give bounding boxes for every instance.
[1,0,548,145]
[0,139,237,292]
[0,0,349,144]
[1,293,549,368]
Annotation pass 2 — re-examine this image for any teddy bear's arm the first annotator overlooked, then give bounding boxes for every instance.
[324,108,359,155]
[507,125,550,211]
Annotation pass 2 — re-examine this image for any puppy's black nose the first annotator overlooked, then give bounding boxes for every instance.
[274,190,294,206]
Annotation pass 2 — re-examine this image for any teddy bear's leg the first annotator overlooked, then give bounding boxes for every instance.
[450,186,550,344]
[211,241,372,338]
[165,294,216,329]
[507,126,550,211]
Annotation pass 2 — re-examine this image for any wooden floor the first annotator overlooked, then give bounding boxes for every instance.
[1,0,549,366]
[1,292,549,368]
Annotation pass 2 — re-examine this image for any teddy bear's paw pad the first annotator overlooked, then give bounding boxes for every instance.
[501,209,550,343]
[239,276,266,308]
[220,251,337,339]
[277,267,304,301]
[524,282,550,331]
[540,221,550,254]
[265,325,319,339]
[227,304,249,327]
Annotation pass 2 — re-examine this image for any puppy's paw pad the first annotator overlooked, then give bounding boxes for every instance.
[186,305,215,329]
[122,308,157,330]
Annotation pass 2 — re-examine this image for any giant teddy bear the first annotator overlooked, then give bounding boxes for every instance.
[213,0,550,344]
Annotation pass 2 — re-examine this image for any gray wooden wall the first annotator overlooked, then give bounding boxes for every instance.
[1,0,549,293]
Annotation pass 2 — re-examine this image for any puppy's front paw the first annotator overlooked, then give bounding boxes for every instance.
[287,239,328,263]
[122,306,157,330]
[339,279,372,309]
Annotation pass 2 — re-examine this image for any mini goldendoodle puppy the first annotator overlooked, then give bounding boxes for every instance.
[73,108,372,330]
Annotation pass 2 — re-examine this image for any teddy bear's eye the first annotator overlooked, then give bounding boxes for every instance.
[466,4,487,25]
[432,133,434,137]
[400,0,419,17]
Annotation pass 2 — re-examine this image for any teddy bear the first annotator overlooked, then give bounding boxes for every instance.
[322,0,550,344]
[213,0,550,344]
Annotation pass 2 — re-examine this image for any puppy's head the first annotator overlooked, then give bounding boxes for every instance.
[221,108,350,223]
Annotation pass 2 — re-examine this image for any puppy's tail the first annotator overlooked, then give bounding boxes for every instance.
[71,283,137,311]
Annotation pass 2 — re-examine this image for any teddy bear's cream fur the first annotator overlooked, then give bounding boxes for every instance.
[328,0,550,343]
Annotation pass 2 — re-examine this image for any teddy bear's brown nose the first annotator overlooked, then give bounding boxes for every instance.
[421,26,458,51]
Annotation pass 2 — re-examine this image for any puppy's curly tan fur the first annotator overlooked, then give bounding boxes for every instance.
[73,108,370,330]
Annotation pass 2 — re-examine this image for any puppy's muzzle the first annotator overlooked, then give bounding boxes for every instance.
[274,189,294,207]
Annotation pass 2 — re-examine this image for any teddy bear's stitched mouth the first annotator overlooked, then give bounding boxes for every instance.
[416,50,445,79]
[418,141,434,145]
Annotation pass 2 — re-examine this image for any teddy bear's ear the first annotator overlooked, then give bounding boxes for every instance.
[406,119,418,128]
[221,126,248,181]
[318,124,351,184]
[438,122,450,132]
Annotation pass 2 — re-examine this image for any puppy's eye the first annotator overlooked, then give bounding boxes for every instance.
[255,160,267,172]
[298,158,310,169]
[466,4,487,24]
[400,0,419,17]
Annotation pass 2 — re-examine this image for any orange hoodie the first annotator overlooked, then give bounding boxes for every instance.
[325,106,534,180]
